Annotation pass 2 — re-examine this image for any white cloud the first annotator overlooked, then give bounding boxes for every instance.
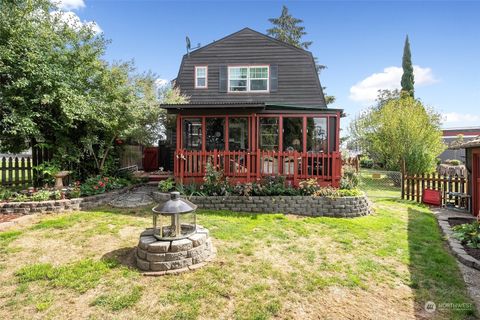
[155,78,169,88]
[443,112,480,124]
[51,10,102,34]
[349,65,438,103]
[54,0,85,10]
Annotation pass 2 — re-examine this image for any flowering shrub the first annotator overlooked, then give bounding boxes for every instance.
[340,165,359,190]
[202,162,229,196]
[80,176,129,196]
[298,178,320,195]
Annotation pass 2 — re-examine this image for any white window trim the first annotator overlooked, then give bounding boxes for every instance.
[194,66,208,89]
[228,66,269,93]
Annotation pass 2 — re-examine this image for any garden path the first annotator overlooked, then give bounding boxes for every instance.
[109,185,156,208]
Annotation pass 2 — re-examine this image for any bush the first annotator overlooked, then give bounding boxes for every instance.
[202,162,229,196]
[0,187,13,201]
[340,165,359,190]
[445,159,462,166]
[158,178,175,193]
[298,178,320,195]
[313,187,362,198]
[359,156,374,169]
[452,222,480,248]
[31,190,52,202]
[80,176,130,196]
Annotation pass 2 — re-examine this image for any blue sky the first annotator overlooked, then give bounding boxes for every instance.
[58,0,480,130]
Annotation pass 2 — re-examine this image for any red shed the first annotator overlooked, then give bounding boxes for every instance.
[454,136,480,216]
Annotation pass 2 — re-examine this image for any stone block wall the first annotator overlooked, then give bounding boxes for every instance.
[188,195,372,217]
[0,187,133,215]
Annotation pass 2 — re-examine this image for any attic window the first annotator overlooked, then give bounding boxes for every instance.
[228,66,269,92]
[195,66,207,88]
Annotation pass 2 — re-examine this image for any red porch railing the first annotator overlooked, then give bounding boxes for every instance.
[174,150,341,187]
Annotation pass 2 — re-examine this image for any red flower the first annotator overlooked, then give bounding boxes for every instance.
[103,177,109,182]
[94,186,98,190]
[98,181,105,187]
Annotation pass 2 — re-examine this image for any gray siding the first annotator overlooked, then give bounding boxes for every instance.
[175,28,326,107]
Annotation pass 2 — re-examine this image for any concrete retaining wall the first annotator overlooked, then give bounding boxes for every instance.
[188,194,372,218]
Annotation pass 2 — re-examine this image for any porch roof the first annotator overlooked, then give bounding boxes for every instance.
[160,101,344,115]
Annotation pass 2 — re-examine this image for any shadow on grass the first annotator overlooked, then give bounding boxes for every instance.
[101,247,137,269]
[407,206,477,319]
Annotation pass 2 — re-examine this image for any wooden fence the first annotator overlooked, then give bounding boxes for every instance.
[0,156,33,187]
[401,173,468,205]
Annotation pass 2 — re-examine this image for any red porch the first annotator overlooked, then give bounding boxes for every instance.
[171,108,342,187]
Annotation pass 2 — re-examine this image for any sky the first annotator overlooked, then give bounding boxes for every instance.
[55,0,480,131]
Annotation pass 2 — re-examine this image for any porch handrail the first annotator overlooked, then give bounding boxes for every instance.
[174,149,341,186]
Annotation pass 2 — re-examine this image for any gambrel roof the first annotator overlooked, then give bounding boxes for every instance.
[173,28,327,107]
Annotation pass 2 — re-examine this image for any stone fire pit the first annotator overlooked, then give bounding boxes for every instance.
[135,192,215,275]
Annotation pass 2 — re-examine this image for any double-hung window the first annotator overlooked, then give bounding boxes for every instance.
[195,66,207,88]
[228,66,269,92]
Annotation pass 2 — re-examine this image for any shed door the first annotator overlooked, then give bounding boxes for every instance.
[473,153,480,216]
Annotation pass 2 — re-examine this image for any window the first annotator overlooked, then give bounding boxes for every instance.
[307,118,328,152]
[183,118,202,150]
[206,118,225,151]
[195,66,207,88]
[259,117,279,151]
[283,117,303,152]
[229,118,249,151]
[228,66,269,92]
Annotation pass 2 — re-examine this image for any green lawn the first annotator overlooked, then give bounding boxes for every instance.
[0,198,475,319]
[359,168,402,199]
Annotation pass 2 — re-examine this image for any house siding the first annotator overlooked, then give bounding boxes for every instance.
[175,28,326,107]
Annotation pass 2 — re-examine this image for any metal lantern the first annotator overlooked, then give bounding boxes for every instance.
[151,191,197,240]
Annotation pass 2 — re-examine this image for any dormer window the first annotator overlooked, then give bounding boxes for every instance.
[195,66,208,88]
[228,66,269,92]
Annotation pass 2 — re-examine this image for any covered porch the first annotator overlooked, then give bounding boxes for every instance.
[165,103,342,187]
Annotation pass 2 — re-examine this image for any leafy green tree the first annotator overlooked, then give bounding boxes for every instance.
[350,97,445,174]
[0,0,107,154]
[267,5,334,104]
[401,35,415,98]
[0,0,161,177]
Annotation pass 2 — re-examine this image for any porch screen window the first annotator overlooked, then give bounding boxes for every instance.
[206,118,225,151]
[228,66,269,92]
[183,118,202,150]
[259,117,279,151]
[307,118,328,152]
[228,118,249,151]
[195,66,207,88]
[283,117,303,152]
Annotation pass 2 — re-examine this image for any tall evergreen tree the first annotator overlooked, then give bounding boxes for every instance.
[267,6,335,104]
[401,35,415,98]
[267,5,312,49]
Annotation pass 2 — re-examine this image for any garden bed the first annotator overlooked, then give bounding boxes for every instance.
[448,217,480,261]
[0,185,140,215]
